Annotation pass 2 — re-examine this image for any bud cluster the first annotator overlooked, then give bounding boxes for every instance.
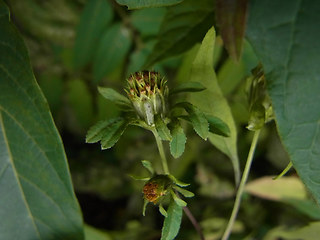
[125,71,169,125]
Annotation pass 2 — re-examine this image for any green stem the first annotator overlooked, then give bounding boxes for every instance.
[221,130,261,240]
[152,129,169,174]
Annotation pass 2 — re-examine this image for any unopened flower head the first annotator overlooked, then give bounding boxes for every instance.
[143,175,172,204]
[125,71,169,125]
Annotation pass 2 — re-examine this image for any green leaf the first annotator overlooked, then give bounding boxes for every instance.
[141,160,154,175]
[170,82,206,95]
[155,115,172,141]
[170,190,187,207]
[169,120,186,158]
[144,0,214,67]
[84,225,112,240]
[189,27,240,185]
[160,200,183,240]
[169,175,190,187]
[74,0,113,68]
[173,186,194,198]
[0,2,84,239]
[206,115,231,137]
[131,8,166,36]
[247,0,320,204]
[97,87,131,109]
[175,102,209,140]
[216,0,248,61]
[93,23,132,82]
[116,0,183,9]
[159,204,168,218]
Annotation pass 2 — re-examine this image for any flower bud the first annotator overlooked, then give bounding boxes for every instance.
[125,71,169,125]
[143,175,173,204]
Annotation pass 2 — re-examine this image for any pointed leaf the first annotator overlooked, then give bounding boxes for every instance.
[216,0,248,61]
[159,204,168,218]
[247,0,320,204]
[142,199,149,216]
[155,115,172,141]
[128,174,150,181]
[141,160,154,175]
[0,2,84,239]
[169,175,190,187]
[97,87,131,109]
[74,0,113,67]
[169,121,187,158]
[170,82,206,95]
[116,0,183,9]
[170,190,187,207]
[173,186,194,198]
[100,119,129,149]
[86,118,121,143]
[160,200,183,240]
[206,115,231,137]
[189,27,240,185]
[175,102,209,140]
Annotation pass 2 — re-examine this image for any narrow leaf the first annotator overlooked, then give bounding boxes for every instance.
[216,0,248,61]
[155,115,172,141]
[247,0,320,204]
[170,82,206,95]
[160,200,183,240]
[169,175,190,187]
[175,102,209,140]
[159,204,168,218]
[170,190,187,207]
[74,0,113,67]
[0,2,84,239]
[116,0,183,9]
[97,87,131,109]
[206,115,231,137]
[141,160,154,175]
[189,27,240,185]
[173,186,194,198]
[169,120,186,158]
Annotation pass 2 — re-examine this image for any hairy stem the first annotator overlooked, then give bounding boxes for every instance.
[221,130,261,240]
[152,129,169,174]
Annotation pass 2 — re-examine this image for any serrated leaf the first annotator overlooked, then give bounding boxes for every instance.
[116,0,183,9]
[247,0,320,204]
[144,0,214,67]
[141,160,154,175]
[97,87,131,109]
[216,0,248,61]
[0,2,84,239]
[155,115,172,141]
[173,186,194,198]
[100,119,129,149]
[86,118,121,143]
[189,27,240,185]
[206,115,231,137]
[174,102,209,140]
[93,23,131,82]
[170,82,206,95]
[74,0,113,68]
[160,200,183,240]
[169,120,186,158]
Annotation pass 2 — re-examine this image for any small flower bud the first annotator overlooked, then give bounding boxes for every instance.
[143,175,173,204]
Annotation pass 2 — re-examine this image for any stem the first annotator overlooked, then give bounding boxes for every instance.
[183,206,205,240]
[221,130,261,240]
[152,129,169,174]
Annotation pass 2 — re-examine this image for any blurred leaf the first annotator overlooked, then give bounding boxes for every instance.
[189,27,240,185]
[170,82,206,95]
[131,8,166,36]
[161,200,183,240]
[74,0,113,68]
[84,225,112,240]
[93,23,131,82]
[141,160,154,175]
[169,120,186,158]
[216,0,248,61]
[144,0,214,67]
[67,79,94,129]
[175,102,209,140]
[173,186,194,198]
[98,87,131,109]
[206,115,230,137]
[155,115,172,141]
[247,0,320,204]
[116,0,183,9]
[128,41,155,73]
[0,2,84,239]
[285,198,320,220]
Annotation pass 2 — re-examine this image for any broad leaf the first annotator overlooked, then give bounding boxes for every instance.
[247,0,320,204]
[206,115,231,137]
[0,2,84,239]
[169,120,186,158]
[170,82,206,95]
[144,0,214,67]
[97,87,131,109]
[189,27,240,185]
[175,102,209,140]
[93,23,131,82]
[216,0,248,61]
[116,0,183,9]
[155,115,172,141]
[74,0,113,68]
[160,200,183,240]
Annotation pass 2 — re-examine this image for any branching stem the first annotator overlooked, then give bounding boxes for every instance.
[221,129,261,240]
